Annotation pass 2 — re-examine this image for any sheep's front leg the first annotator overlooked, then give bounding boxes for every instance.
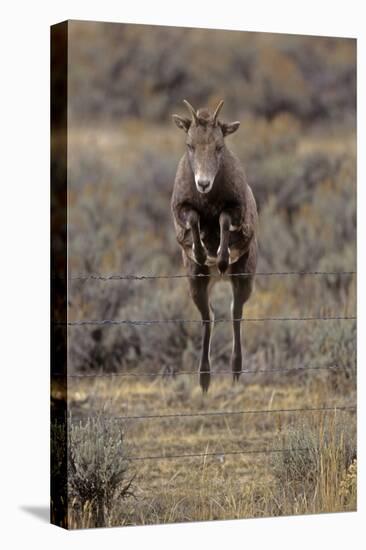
[217,211,231,274]
[179,207,206,265]
[217,209,243,274]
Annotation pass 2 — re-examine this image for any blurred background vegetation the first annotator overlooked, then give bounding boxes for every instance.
[67,21,356,381]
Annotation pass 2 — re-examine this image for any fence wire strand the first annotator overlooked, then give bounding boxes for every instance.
[70,405,355,423]
[68,270,356,281]
[54,364,356,379]
[57,315,356,327]
[123,447,311,462]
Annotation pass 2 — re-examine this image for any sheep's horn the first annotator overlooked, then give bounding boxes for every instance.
[183,99,198,124]
[213,100,224,124]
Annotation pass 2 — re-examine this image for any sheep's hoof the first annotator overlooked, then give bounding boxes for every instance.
[232,371,241,383]
[193,244,207,266]
[217,257,229,274]
[199,368,211,393]
[231,353,242,383]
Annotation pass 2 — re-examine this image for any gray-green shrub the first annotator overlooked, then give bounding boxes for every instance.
[68,416,135,527]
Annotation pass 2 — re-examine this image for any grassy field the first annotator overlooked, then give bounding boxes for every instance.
[64,369,356,528]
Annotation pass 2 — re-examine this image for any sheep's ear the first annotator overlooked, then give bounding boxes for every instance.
[172,115,191,133]
[220,121,240,136]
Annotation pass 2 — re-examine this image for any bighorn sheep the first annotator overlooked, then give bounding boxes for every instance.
[171,99,258,392]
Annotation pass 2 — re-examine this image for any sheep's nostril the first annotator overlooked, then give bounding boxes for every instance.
[198,180,210,191]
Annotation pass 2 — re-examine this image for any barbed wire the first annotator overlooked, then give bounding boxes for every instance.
[57,271,357,466]
[67,270,356,281]
[53,364,356,379]
[123,447,311,462]
[56,315,356,326]
[70,405,355,423]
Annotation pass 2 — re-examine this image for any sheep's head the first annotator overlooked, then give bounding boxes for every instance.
[173,100,240,194]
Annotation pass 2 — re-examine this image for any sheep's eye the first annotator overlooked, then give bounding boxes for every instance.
[216,145,223,152]
[187,143,195,152]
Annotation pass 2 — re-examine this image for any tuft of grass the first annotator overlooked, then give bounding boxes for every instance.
[271,414,356,514]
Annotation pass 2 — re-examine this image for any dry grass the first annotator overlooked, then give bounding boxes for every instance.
[65,372,356,528]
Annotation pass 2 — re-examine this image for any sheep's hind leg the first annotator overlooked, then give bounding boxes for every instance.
[230,256,254,382]
[187,262,212,392]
